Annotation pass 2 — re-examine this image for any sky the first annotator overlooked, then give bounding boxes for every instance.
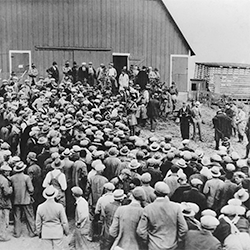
[164,0,250,76]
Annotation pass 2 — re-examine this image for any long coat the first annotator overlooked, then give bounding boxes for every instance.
[110,203,145,250]
[137,197,188,250]
[36,199,69,239]
[178,107,192,139]
[184,229,222,250]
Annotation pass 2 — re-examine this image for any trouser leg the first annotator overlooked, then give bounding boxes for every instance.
[23,204,36,236]
[13,205,22,237]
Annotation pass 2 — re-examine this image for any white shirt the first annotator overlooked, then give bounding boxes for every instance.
[42,169,67,191]
[75,196,89,228]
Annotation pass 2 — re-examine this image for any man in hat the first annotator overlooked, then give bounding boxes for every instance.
[78,62,89,84]
[109,187,146,250]
[169,82,178,112]
[28,63,39,85]
[103,147,121,181]
[42,158,67,207]
[110,168,132,194]
[46,61,59,83]
[136,66,148,90]
[88,62,96,87]
[191,101,203,141]
[137,182,188,250]
[36,185,69,250]
[0,163,13,241]
[100,189,125,250]
[26,152,42,213]
[72,61,79,84]
[203,166,224,209]
[141,173,156,204]
[69,186,89,249]
[212,109,232,150]
[147,93,160,132]
[10,161,36,238]
[184,215,221,250]
[107,63,118,95]
[62,61,72,81]
[177,102,192,140]
[87,162,108,241]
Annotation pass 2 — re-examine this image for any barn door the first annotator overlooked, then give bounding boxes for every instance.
[9,50,31,77]
[171,56,188,92]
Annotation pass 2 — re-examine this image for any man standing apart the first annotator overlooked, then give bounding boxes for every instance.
[0,163,13,241]
[177,102,192,140]
[191,101,203,141]
[36,185,69,250]
[69,186,89,250]
[137,181,188,250]
[10,161,36,238]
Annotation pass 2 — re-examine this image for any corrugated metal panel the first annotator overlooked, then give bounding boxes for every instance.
[0,0,190,82]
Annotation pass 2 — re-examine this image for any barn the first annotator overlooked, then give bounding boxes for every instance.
[192,62,250,102]
[0,0,194,95]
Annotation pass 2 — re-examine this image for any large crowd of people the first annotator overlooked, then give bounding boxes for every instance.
[0,60,250,250]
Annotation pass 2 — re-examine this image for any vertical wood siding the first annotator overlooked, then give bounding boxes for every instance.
[0,0,190,81]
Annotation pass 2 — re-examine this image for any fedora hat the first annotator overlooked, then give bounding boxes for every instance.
[162,143,171,153]
[129,159,140,170]
[149,142,160,152]
[108,147,119,156]
[62,148,72,157]
[181,202,195,217]
[113,189,125,200]
[43,185,59,200]
[210,166,221,178]
[37,136,48,145]
[50,137,61,146]
[176,159,187,168]
[13,161,26,172]
[51,158,64,169]
[120,146,130,156]
[200,216,219,230]
[234,188,249,202]
[0,163,12,171]
[27,152,37,162]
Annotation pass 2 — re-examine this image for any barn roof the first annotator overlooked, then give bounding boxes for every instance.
[160,0,195,56]
[196,62,250,69]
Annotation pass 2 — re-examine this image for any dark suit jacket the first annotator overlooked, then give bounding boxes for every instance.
[184,229,222,250]
[46,66,59,83]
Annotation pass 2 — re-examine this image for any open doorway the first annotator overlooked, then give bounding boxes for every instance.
[113,53,130,78]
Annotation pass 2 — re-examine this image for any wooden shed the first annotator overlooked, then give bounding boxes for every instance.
[0,0,194,93]
[194,62,250,101]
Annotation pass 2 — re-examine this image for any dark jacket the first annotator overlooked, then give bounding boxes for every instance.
[46,66,59,83]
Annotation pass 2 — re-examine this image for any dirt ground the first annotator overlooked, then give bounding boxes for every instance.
[1,102,248,250]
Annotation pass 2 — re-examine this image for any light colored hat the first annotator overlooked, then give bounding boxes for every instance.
[181,202,195,217]
[129,159,140,170]
[226,163,236,172]
[62,148,72,157]
[113,189,125,200]
[210,166,221,178]
[121,168,131,177]
[223,155,233,163]
[119,146,130,156]
[201,156,211,166]
[154,181,170,195]
[201,209,216,217]
[176,159,187,168]
[231,151,240,161]
[37,137,48,145]
[234,188,249,202]
[103,182,115,191]
[183,151,192,161]
[95,163,106,172]
[132,187,146,201]
[211,154,222,163]
[0,163,12,171]
[72,145,82,153]
[27,152,37,162]
[200,215,219,230]
[162,143,172,153]
[228,198,242,206]
[13,161,26,172]
[195,149,204,159]
[71,186,83,196]
[43,185,59,199]
[237,159,248,168]
[1,142,10,150]
[141,173,151,183]
[190,178,203,186]
[149,142,160,152]
[108,147,119,156]
[182,139,190,145]
[51,158,64,169]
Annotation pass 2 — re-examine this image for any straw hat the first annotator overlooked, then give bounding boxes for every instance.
[43,185,59,200]
[234,188,249,202]
[129,159,140,170]
[149,142,160,152]
[13,161,27,172]
[200,216,219,230]
[210,166,221,178]
[113,189,125,200]
[51,158,64,169]
[176,159,187,168]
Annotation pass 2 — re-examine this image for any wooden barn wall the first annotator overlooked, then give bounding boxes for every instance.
[0,0,189,81]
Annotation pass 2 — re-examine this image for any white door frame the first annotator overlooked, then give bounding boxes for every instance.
[9,50,32,74]
[170,53,190,90]
[112,53,130,69]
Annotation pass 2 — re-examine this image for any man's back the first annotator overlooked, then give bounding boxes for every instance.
[137,197,187,250]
